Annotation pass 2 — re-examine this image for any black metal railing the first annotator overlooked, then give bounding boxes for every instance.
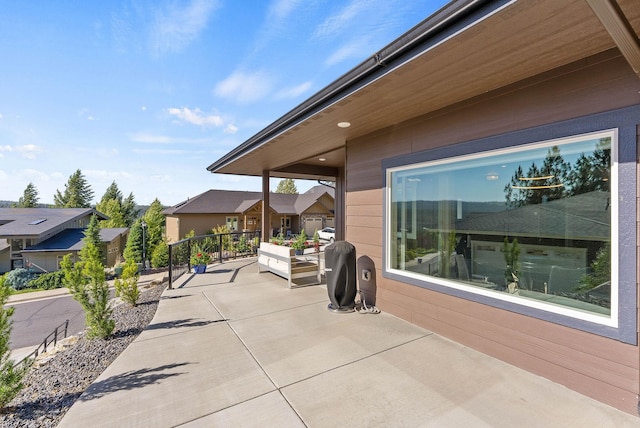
[18,319,69,369]
[168,230,261,288]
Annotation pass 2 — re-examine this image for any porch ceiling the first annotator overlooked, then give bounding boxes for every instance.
[208,0,640,180]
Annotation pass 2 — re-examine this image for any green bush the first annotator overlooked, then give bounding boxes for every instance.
[5,269,37,290]
[0,274,28,407]
[30,271,66,290]
[61,253,115,340]
[151,241,169,268]
[114,260,140,307]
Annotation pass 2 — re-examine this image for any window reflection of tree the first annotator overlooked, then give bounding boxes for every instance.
[504,138,610,208]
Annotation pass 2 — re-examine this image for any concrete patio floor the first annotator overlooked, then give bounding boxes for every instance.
[59,259,639,427]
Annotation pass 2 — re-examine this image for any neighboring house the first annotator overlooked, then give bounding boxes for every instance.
[0,208,127,273]
[206,0,640,416]
[163,186,334,243]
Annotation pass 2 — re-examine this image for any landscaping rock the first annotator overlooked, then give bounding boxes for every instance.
[0,282,166,428]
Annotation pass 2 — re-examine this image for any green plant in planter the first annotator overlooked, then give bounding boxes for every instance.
[313,229,320,251]
[502,237,520,285]
[271,232,285,246]
[291,230,307,251]
[190,244,211,265]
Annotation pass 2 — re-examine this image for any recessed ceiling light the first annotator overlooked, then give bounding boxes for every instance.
[337,121,351,128]
[318,157,326,162]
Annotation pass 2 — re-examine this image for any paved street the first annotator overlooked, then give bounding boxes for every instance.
[9,293,86,350]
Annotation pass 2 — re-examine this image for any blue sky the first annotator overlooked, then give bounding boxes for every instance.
[0,0,445,206]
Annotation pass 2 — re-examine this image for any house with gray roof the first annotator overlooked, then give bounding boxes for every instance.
[204,0,640,415]
[0,208,128,273]
[163,186,334,242]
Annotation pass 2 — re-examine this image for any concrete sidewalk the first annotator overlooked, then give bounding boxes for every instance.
[59,259,638,427]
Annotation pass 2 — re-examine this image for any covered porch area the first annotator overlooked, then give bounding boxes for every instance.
[58,259,638,427]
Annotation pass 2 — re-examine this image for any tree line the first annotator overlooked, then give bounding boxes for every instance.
[10,169,167,267]
[504,139,610,208]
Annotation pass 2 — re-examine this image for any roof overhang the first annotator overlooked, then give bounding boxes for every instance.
[207,0,640,180]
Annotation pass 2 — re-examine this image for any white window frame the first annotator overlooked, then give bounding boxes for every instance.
[385,130,619,328]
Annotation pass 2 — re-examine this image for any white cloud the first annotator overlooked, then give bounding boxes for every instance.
[268,0,302,21]
[167,107,224,127]
[129,133,173,144]
[132,148,190,155]
[214,70,274,104]
[149,174,172,183]
[0,113,3,119]
[129,132,213,144]
[141,106,147,111]
[150,0,220,57]
[275,81,313,100]
[224,123,238,135]
[85,170,134,181]
[313,0,368,40]
[0,144,42,160]
[325,38,369,67]
[78,108,97,121]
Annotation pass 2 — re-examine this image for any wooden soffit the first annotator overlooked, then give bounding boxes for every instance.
[208,0,640,180]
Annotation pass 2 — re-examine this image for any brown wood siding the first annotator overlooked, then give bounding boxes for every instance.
[165,216,180,243]
[177,214,229,238]
[345,52,640,414]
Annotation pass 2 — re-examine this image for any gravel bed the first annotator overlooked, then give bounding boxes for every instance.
[0,282,166,428]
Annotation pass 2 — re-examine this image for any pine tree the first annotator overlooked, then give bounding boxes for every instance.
[566,138,611,196]
[12,182,39,208]
[122,193,139,227]
[98,199,125,228]
[114,259,140,307]
[504,146,569,207]
[81,214,103,261]
[538,145,569,202]
[123,220,144,263]
[61,215,114,339]
[100,181,122,202]
[96,181,138,228]
[0,274,28,407]
[142,198,165,258]
[505,141,611,207]
[275,178,298,194]
[53,169,94,208]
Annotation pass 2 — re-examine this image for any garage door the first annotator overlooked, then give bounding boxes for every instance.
[304,217,323,234]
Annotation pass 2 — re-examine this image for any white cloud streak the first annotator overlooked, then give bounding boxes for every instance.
[268,0,302,21]
[275,81,313,100]
[224,124,238,134]
[313,0,368,40]
[0,144,42,159]
[214,70,274,104]
[150,0,220,57]
[129,132,213,144]
[324,38,369,67]
[167,107,224,127]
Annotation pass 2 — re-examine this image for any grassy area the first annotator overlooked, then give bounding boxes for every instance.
[11,287,48,295]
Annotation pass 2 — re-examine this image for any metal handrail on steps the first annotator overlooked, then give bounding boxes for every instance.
[17,319,69,369]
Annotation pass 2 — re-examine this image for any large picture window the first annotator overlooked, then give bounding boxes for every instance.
[386,130,617,326]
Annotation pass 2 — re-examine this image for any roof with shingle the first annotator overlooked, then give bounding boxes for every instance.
[0,208,107,237]
[454,191,610,241]
[163,187,333,216]
[22,228,128,253]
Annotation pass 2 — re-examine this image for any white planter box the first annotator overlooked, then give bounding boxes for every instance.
[258,242,323,288]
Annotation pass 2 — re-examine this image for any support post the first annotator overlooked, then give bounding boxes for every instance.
[335,167,345,241]
[261,170,271,243]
